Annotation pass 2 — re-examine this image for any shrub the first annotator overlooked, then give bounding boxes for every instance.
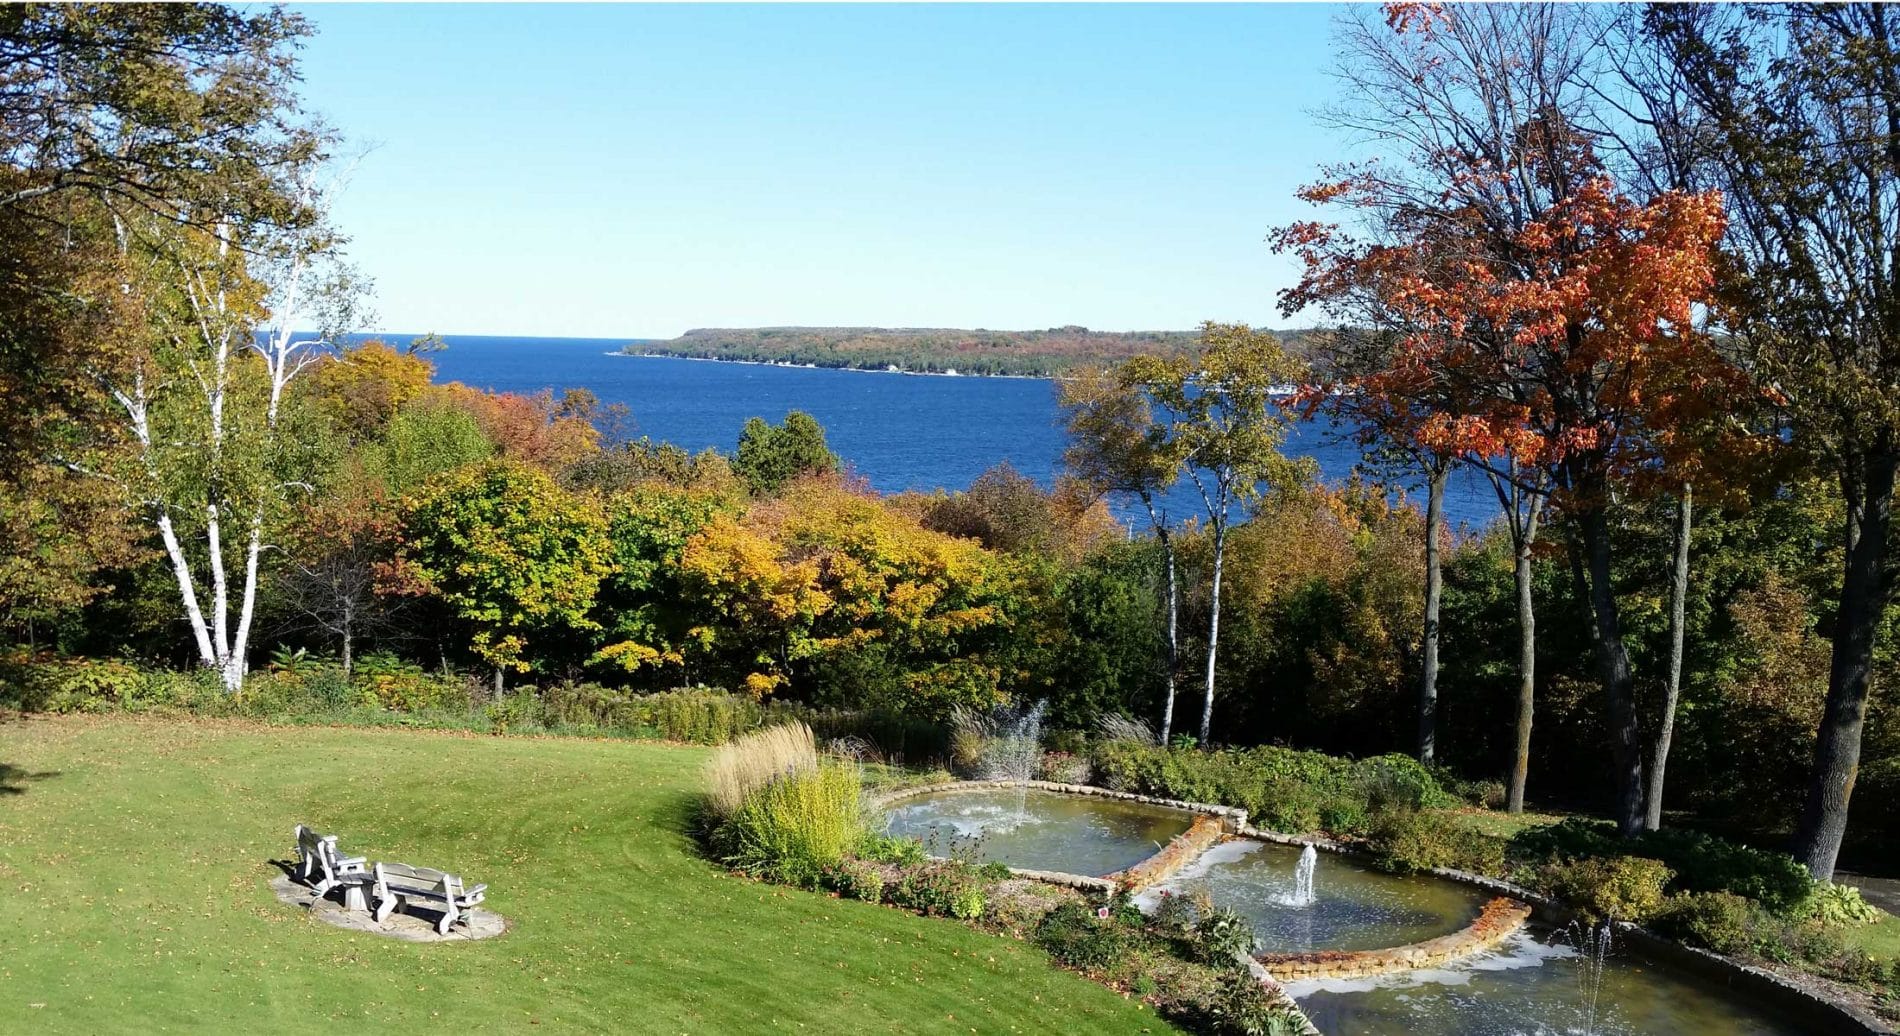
[1192,906,1257,963]
[1203,971,1308,1036]
[1366,811,1506,875]
[857,832,927,867]
[890,861,985,918]
[705,722,818,819]
[714,758,869,885]
[1540,856,1673,923]
[824,859,887,903]
[1037,750,1090,784]
[1797,883,1883,927]
[0,653,145,713]
[1655,892,1758,955]
[1511,818,1814,915]
[1085,740,1455,838]
[1152,888,1210,934]
[353,652,468,712]
[1034,902,1128,971]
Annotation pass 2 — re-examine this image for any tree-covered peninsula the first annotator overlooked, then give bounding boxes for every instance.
[622,325,1324,376]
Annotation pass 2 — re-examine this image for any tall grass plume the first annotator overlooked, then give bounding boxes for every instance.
[705,721,817,819]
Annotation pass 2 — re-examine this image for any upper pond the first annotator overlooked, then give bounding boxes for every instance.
[883,787,1194,877]
[1139,838,1492,953]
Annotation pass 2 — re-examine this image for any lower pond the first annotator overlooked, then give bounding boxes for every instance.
[882,787,1194,877]
[1288,929,1819,1036]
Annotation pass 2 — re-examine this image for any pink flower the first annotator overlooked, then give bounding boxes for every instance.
[1096,907,1111,920]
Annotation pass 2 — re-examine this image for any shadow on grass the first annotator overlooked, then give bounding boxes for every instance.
[0,762,60,795]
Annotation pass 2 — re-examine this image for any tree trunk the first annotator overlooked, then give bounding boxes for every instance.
[1419,463,1448,766]
[493,666,505,698]
[1507,532,1538,814]
[341,612,354,679]
[1199,522,1227,746]
[1579,503,1646,837]
[1795,449,1897,880]
[1645,484,1693,831]
[1158,527,1180,744]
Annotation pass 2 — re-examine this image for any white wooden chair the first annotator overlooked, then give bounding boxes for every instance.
[293,824,372,909]
[371,861,487,935]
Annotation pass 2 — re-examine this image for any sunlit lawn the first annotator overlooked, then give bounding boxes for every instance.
[0,715,1169,1034]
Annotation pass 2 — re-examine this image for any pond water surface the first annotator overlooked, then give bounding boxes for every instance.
[1288,930,1819,1036]
[883,787,1193,877]
[1139,838,1492,953]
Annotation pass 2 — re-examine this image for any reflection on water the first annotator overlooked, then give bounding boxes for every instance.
[1140,839,1490,952]
[883,788,1194,877]
[1288,930,1817,1035]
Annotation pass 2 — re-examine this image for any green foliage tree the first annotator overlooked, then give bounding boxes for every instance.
[394,462,611,689]
[363,394,495,497]
[733,411,839,495]
[590,486,732,677]
[1061,365,1189,740]
[1122,322,1315,744]
[1649,1,1900,880]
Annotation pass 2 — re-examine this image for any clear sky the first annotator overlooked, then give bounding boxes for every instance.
[291,2,1348,339]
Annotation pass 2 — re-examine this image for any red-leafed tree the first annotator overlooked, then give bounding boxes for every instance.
[1277,3,1740,832]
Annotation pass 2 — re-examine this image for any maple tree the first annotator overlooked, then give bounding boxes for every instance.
[393,461,612,691]
[1277,3,1739,832]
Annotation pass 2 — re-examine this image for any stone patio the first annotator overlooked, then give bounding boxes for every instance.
[270,871,506,942]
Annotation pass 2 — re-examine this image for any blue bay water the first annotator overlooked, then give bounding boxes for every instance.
[411,334,1498,529]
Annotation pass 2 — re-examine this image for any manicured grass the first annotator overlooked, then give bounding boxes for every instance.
[0,715,1171,1034]
[1849,913,1900,959]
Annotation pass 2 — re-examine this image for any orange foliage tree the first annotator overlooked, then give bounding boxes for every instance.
[1277,11,1737,830]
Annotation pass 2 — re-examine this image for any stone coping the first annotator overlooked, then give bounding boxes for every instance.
[1256,896,1532,981]
[270,872,506,942]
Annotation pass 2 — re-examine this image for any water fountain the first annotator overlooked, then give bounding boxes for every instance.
[1563,919,1615,1036]
[975,699,1047,782]
[1290,843,1318,907]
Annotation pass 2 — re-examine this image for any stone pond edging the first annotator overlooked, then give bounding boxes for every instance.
[1256,896,1532,981]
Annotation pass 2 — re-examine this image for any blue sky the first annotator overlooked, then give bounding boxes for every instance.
[292,3,1347,339]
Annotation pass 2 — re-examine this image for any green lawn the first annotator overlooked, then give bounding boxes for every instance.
[0,715,1169,1034]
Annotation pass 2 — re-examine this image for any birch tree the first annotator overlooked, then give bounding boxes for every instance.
[104,166,364,692]
[1124,323,1314,745]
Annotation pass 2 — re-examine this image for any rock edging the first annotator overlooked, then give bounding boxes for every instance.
[1256,896,1532,981]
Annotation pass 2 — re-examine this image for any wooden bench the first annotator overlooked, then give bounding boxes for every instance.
[371,862,487,935]
[293,825,372,910]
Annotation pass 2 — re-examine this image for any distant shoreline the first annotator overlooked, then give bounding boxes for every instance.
[615,350,1056,381]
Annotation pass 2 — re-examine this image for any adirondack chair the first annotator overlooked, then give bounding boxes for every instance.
[371,861,487,935]
[293,825,372,909]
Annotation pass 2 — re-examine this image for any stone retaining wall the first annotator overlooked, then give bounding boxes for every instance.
[1256,896,1532,981]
